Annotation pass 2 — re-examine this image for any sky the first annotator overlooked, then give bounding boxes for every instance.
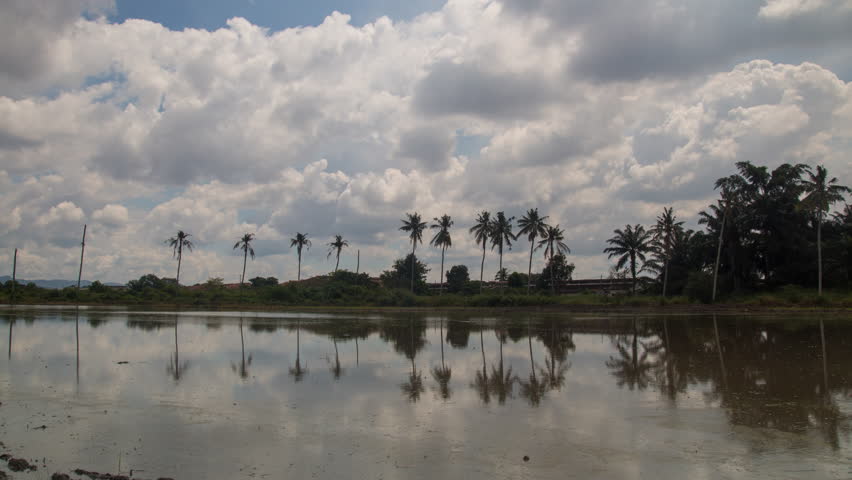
[1,0,851,285]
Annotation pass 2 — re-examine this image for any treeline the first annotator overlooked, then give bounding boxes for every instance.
[1,161,850,307]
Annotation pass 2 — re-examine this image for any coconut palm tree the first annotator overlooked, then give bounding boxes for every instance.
[489,212,516,291]
[290,233,311,281]
[801,165,850,296]
[400,212,428,292]
[604,224,652,295]
[537,225,570,294]
[469,211,492,293]
[233,233,256,286]
[326,234,349,273]
[430,215,453,295]
[166,230,194,285]
[517,208,550,294]
[651,207,684,298]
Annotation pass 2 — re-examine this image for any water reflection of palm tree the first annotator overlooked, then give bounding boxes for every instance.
[330,337,343,380]
[431,318,452,400]
[232,319,252,380]
[606,317,655,391]
[471,322,491,404]
[489,328,515,404]
[400,317,425,402]
[167,318,189,382]
[289,319,307,382]
[518,320,547,406]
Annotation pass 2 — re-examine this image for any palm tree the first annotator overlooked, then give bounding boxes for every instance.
[233,233,256,286]
[518,208,549,294]
[469,211,492,293]
[430,215,453,295]
[651,207,684,298]
[290,233,311,281]
[489,212,516,291]
[166,230,194,285]
[537,224,570,294]
[326,234,349,273]
[604,224,652,295]
[400,212,428,292]
[801,165,850,296]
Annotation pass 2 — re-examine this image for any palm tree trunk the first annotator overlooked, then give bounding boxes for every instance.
[176,242,182,286]
[527,239,534,294]
[817,212,823,296]
[630,253,637,296]
[297,251,302,281]
[498,245,504,293]
[712,205,727,302]
[549,252,555,295]
[439,246,445,295]
[335,251,340,272]
[480,243,486,293]
[410,244,416,293]
[241,248,248,285]
[662,258,669,298]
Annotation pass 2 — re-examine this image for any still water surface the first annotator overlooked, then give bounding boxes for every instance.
[1,307,850,479]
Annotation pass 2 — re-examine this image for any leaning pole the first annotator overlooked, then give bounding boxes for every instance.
[10,248,17,306]
[76,225,87,296]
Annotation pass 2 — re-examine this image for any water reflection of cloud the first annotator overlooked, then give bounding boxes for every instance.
[1,309,850,479]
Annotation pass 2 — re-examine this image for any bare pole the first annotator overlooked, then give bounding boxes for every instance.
[356,250,360,275]
[712,201,728,303]
[76,225,87,295]
[10,248,17,306]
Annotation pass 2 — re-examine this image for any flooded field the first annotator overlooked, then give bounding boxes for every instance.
[1,307,851,479]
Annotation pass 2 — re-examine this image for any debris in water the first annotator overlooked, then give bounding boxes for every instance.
[117,361,129,365]
[8,457,37,471]
[523,455,530,462]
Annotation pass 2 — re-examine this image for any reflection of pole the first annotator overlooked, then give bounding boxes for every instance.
[712,201,728,303]
[75,307,80,385]
[76,225,87,297]
[820,319,829,400]
[7,320,12,359]
[480,322,487,379]
[10,248,17,306]
[355,336,359,366]
[713,315,728,391]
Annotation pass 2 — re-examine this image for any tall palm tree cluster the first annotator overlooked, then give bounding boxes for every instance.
[605,162,850,297]
[398,208,572,294]
[155,162,847,297]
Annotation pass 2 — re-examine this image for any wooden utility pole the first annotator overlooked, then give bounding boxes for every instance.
[712,200,728,303]
[10,248,17,306]
[76,225,87,296]
[356,250,360,275]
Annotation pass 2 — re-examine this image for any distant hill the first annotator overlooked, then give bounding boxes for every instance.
[0,275,124,289]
